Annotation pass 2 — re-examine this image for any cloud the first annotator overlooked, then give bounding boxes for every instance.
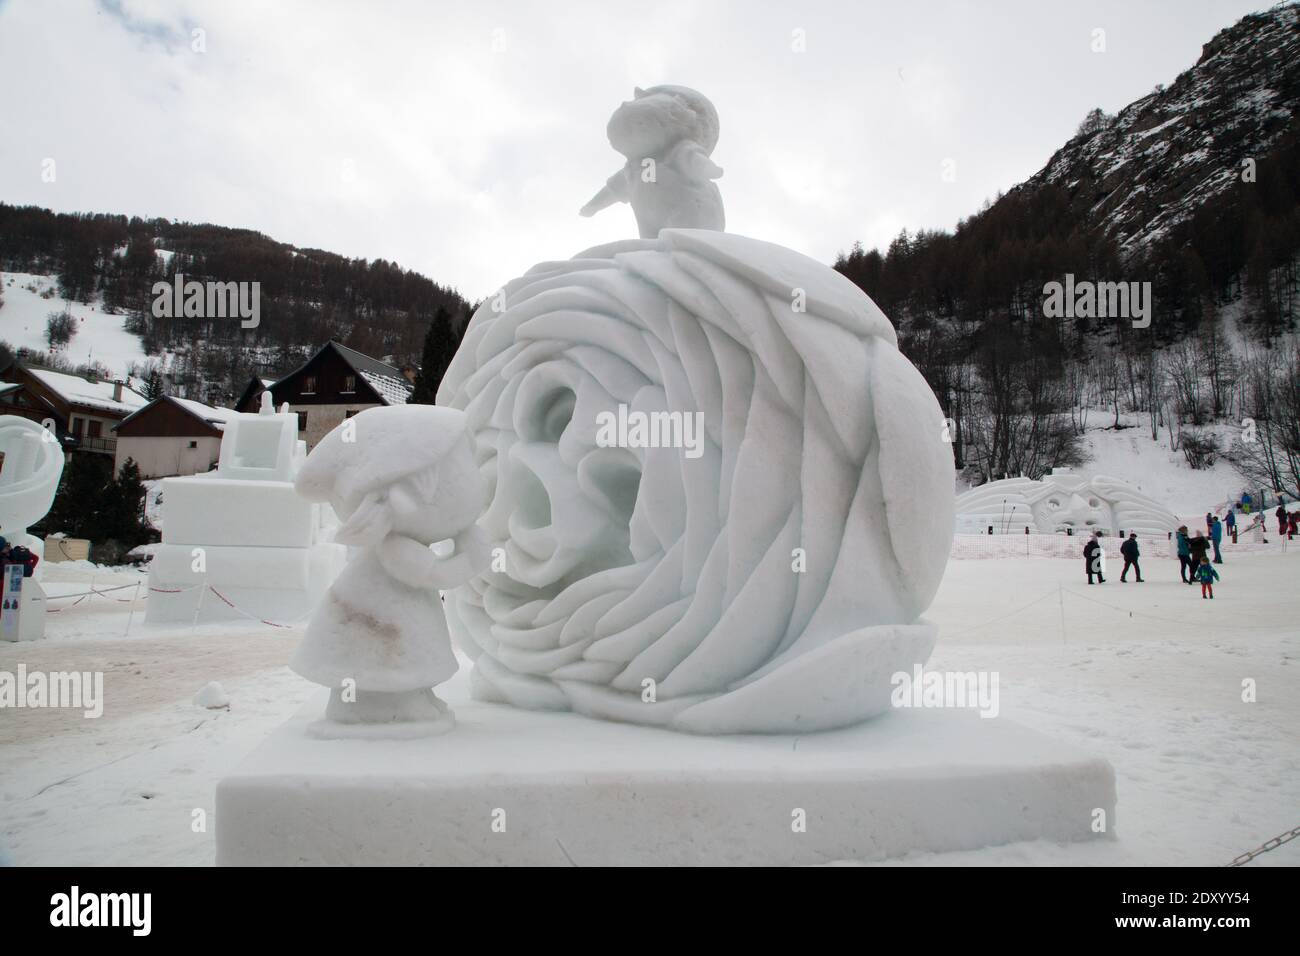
[0,0,1270,300]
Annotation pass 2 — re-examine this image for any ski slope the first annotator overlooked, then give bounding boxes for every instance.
[0,272,150,380]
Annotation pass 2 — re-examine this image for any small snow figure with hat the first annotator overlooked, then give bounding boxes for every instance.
[291,404,489,738]
[579,84,725,237]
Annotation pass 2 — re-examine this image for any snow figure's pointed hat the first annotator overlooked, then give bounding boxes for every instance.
[295,404,468,505]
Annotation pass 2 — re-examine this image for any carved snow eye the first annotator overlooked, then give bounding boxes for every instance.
[520,387,576,444]
[1088,498,1100,508]
[1048,498,1062,509]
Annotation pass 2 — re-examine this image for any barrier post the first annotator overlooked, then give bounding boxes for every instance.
[123,580,142,638]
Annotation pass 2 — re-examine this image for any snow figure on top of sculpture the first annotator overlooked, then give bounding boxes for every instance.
[433,86,955,735]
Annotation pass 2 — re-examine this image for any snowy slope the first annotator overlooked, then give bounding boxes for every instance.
[956,408,1246,527]
[1073,412,1244,523]
[0,272,150,379]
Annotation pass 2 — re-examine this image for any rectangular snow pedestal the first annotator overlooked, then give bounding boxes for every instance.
[216,677,1115,866]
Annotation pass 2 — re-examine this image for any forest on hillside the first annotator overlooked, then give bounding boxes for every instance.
[835,124,1300,498]
[0,203,471,403]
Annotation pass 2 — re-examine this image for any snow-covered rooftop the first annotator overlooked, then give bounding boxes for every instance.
[28,368,148,415]
[171,397,238,429]
[358,368,414,405]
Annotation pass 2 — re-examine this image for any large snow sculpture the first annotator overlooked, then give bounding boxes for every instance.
[438,88,954,733]
[291,405,490,737]
[954,469,1178,536]
[0,416,65,642]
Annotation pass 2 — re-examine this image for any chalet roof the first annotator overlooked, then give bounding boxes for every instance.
[327,341,414,405]
[113,394,236,433]
[27,368,148,416]
[270,340,413,405]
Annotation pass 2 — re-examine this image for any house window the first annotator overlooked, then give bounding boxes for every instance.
[188,440,198,449]
[297,411,308,432]
[343,375,356,393]
[87,420,102,439]
[302,376,317,395]
[70,416,84,436]
[344,409,358,419]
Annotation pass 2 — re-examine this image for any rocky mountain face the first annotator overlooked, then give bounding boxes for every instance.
[1030,3,1300,256]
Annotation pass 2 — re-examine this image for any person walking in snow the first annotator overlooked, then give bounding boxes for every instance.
[1175,526,1192,583]
[1083,531,1105,585]
[1225,508,1237,544]
[1120,532,1143,582]
[1187,531,1210,584]
[1277,503,1288,536]
[1205,511,1213,535]
[1210,515,1224,563]
[1195,557,1219,600]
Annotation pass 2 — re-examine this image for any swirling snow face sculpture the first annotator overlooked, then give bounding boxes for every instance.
[954,472,1178,536]
[437,228,954,733]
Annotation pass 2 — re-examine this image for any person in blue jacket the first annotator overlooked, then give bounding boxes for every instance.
[1210,515,1224,563]
[1196,557,1220,600]
[1225,508,1237,543]
[1175,526,1192,583]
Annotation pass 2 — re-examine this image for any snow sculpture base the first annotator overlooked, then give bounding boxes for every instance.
[306,688,455,740]
[216,674,1115,866]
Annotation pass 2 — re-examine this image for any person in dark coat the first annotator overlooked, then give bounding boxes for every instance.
[1176,526,1192,583]
[1278,503,1288,535]
[1225,509,1237,543]
[1206,511,1214,535]
[1083,532,1105,585]
[1120,533,1143,582]
[1187,531,1211,578]
[1210,515,1224,563]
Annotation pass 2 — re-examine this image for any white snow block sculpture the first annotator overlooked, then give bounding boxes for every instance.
[159,479,316,548]
[146,394,343,624]
[215,671,1115,866]
[437,228,955,733]
[0,416,66,642]
[955,469,1178,536]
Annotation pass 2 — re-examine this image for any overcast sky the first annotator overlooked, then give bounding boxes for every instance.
[0,0,1273,300]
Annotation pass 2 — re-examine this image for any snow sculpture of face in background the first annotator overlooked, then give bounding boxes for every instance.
[954,471,1177,536]
[1025,473,1117,535]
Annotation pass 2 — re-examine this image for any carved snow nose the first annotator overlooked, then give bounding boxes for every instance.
[1063,492,1092,525]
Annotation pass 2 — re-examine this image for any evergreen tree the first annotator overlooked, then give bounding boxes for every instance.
[103,458,149,545]
[408,307,455,404]
[142,368,165,400]
[42,454,113,539]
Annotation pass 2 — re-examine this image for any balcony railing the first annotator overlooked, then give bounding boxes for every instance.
[66,435,117,455]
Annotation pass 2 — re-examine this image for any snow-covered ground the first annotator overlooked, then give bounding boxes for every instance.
[0,272,150,380]
[2,539,1296,867]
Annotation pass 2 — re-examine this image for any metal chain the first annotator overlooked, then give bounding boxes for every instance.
[1226,824,1300,866]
